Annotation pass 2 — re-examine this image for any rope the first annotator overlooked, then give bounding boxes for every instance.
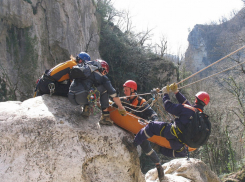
[121,97,155,113]
[117,45,245,99]
[119,92,152,99]
[177,45,245,85]
[112,46,245,123]
[179,60,245,89]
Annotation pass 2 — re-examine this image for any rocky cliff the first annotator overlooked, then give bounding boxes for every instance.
[0,0,100,101]
[0,95,222,182]
[185,7,245,73]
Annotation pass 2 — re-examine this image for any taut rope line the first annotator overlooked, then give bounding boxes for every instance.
[177,45,245,85]
[119,45,245,99]
[179,60,245,89]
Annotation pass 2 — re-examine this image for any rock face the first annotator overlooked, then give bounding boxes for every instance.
[0,95,144,182]
[0,0,100,100]
[185,8,245,73]
[145,158,221,182]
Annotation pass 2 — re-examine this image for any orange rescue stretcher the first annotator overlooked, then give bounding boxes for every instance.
[108,106,196,152]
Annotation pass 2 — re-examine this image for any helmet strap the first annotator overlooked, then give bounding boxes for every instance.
[195,97,205,106]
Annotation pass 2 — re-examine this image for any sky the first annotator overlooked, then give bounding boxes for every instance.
[112,0,244,55]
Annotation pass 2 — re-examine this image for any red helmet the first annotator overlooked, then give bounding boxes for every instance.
[195,91,210,105]
[96,59,109,73]
[123,80,137,91]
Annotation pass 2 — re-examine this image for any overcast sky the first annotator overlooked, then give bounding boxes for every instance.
[112,0,244,55]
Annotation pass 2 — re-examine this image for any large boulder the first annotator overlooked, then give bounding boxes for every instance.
[145,158,221,182]
[0,95,144,182]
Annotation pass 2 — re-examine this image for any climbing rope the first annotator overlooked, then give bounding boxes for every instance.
[177,45,245,85]
[114,45,245,118]
[179,60,245,89]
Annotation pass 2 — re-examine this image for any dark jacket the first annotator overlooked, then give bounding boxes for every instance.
[122,95,158,121]
[69,71,117,98]
[162,92,204,131]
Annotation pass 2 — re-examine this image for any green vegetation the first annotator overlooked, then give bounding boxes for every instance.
[97,0,176,94]
[5,25,38,100]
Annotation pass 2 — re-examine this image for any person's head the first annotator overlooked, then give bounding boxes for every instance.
[76,52,90,63]
[123,80,137,96]
[195,91,210,106]
[96,59,109,75]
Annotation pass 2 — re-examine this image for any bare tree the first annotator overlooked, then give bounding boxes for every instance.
[156,35,168,58]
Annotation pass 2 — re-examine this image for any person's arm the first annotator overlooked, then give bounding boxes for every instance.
[113,97,125,110]
[169,83,191,105]
[175,92,191,105]
[163,95,183,116]
[141,101,158,121]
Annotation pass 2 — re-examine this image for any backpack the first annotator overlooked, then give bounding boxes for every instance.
[70,63,99,80]
[177,108,211,148]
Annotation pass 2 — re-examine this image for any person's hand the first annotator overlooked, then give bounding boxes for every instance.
[162,85,170,94]
[151,88,160,94]
[169,83,178,93]
[118,107,127,116]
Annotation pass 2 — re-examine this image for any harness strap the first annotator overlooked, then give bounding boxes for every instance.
[170,124,184,144]
[159,124,167,137]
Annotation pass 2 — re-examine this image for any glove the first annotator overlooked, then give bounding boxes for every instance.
[118,108,127,116]
[169,83,178,93]
[162,85,170,94]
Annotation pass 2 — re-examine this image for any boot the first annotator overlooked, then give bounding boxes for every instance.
[156,164,164,181]
[82,105,91,117]
[99,113,113,125]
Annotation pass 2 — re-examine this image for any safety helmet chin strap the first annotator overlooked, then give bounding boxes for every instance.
[129,89,137,102]
[130,88,136,96]
[195,97,206,106]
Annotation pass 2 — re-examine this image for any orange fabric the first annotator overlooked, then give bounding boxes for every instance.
[128,96,146,107]
[49,60,77,82]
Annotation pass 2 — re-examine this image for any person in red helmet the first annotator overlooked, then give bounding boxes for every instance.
[121,80,163,181]
[126,83,210,181]
[68,59,126,124]
[133,83,210,155]
[122,80,158,120]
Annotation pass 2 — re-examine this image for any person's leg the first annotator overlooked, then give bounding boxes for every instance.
[134,121,168,146]
[96,85,113,125]
[140,140,160,163]
[140,140,164,181]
